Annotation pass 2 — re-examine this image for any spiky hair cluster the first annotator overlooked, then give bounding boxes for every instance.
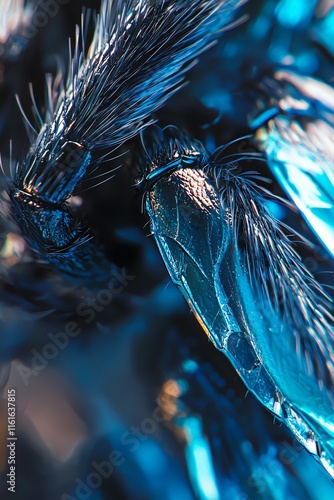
[7,0,242,282]
[71,0,243,149]
[209,162,334,390]
[16,0,242,202]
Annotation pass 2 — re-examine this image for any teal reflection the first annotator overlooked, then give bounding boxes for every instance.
[182,416,220,500]
[314,8,334,57]
[259,117,334,257]
[275,0,317,29]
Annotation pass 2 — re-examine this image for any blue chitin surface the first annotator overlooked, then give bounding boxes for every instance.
[0,1,334,499]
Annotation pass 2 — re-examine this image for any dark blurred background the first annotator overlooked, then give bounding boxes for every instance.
[0,1,334,499]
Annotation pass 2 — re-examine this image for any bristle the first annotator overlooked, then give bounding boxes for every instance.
[68,0,242,149]
[138,125,334,479]
[9,0,242,283]
[210,165,334,389]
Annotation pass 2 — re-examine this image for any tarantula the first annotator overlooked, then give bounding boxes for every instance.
[0,1,333,499]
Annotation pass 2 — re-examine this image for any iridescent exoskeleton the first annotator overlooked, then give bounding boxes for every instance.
[1,0,334,497]
[137,125,334,479]
[250,69,334,258]
[6,0,242,283]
